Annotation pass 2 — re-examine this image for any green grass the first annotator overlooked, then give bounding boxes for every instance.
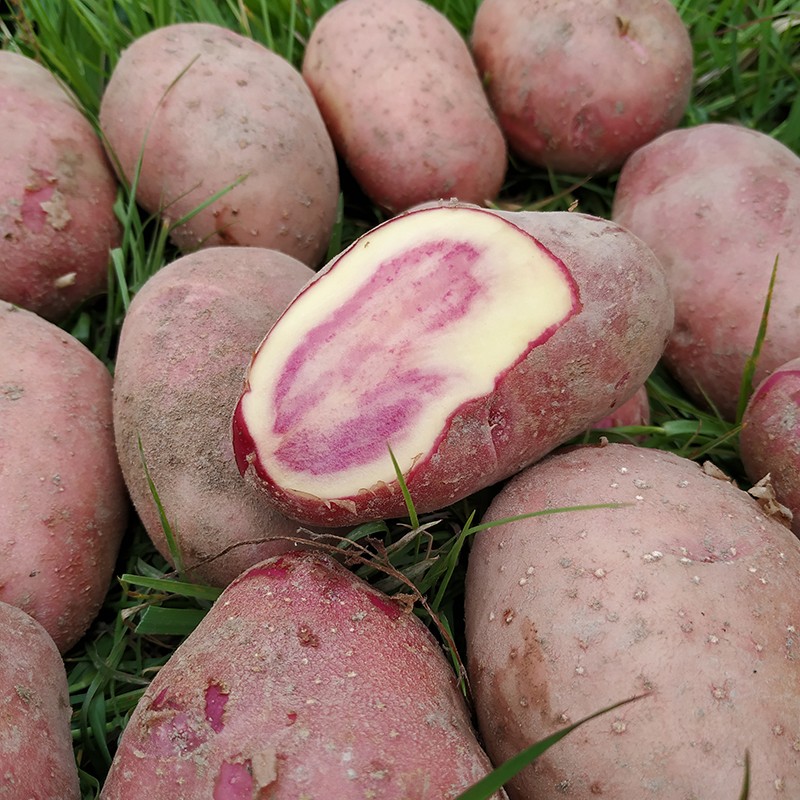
[2,0,798,797]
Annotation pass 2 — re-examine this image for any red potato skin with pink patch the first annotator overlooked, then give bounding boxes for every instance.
[100,551,507,800]
[589,383,650,430]
[235,206,673,527]
[465,443,800,799]
[99,23,338,266]
[113,247,335,587]
[740,357,800,535]
[0,602,79,799]
[613,123,800,421]
[0,304,128,653]
[0,51,121,321]
[302,0,507,212]
[471,0,693,174]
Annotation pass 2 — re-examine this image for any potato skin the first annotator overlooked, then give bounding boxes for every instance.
[99,23,338,266]
[0,602,79,799]
[100,551,506,800]
[613,123,800,420]
[589,383,650,430]
[302,0,506,212]
[740,357,800,535]
[0,304,128,653]
[466,443,800,799]
[113,248,321,587]
[0,51,120,321]
[471,0,692,174]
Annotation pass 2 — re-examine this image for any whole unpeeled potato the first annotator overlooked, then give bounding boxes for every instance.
[113,247,321,587]
[0,304,128,653]
[0,51,120,320]
[466,443,800,798]
[100,23,339,266]
[613,123,800,420]
[0,602,80,799]
[303,0,507,212]
[471,0,693,174]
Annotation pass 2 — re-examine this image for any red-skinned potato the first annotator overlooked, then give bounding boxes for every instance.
[471,0,693,174]
[234,204,672,527]
[113,247,326,587]
[100,551,506,800]
[466,443,800,798]
[613,123,800,420]
[100,23,338,266]
[740,356,800,535]
[0,51,120,321]
[302,0,506,212]
[0,602,79,799]
[0,303,128,653]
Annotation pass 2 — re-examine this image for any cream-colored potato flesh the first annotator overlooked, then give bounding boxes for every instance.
[241,207,575,499]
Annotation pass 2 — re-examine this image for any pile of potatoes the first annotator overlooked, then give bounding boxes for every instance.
[1,0,799,797]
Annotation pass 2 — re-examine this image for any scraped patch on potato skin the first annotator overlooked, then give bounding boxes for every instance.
[234,204,582,525]
[465,443,800,799]
[740,357,800,535]
[235,203,672,527]
[99,551,506,800]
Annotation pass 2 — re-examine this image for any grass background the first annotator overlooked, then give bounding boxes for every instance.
[1,0,798,796]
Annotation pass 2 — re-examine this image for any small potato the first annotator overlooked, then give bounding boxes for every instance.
[740,356,800,534]
[100,23,339,266]
[100,551,506,800]
[0,51,120,321]
[0,304,128,653]
[302,0,507,212]
[466,443,800,799]
[113,247,320,587]
[0,602,79,799]
[471,0,693,174]
[234,204,672,526]
[613,123,800,420]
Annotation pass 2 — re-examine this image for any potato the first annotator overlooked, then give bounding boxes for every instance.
[0,303,128,653]
[471,0,693,174]
[113,247,324,587]
[740,356,800,535]
[0,602,79,799]
[99,22,339,266]
[302,0,506,212]
[0,51,120,321]
[234,203,672,526]
[100,551,506,799]
[465,443,800,798]
[613,123,800,420]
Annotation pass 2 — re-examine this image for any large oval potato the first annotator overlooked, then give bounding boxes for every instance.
[0,51,120,321]
[466,443,800,798]
[0,304,128,652]
[613,123,800,420]
[100,23,339,266]
[113,247,322,587]
[740,356,800,535]
[234,204,672,527]
[302,0,506,212]
[100,551,506,799]
[471,0,693,174]
[0,602,79,799]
